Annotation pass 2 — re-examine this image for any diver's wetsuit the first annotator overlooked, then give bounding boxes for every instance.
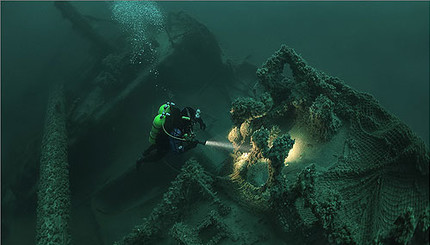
[136,105,205,170]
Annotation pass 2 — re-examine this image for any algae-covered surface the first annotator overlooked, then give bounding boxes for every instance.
[1,2,429,245]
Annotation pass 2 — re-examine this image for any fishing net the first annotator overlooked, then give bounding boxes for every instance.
[224,45,429,244]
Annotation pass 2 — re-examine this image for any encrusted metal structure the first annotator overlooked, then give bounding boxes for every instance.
[115,159,231,245]
[36,85,71,245]
[225,45,430,244]
[107,44,429,245]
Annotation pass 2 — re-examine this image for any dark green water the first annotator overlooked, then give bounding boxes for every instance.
[1,2,429,244]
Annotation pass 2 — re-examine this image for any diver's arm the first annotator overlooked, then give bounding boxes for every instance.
[195,117,206,130]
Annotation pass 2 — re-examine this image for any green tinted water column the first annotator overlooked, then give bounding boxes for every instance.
[36,85,71,244]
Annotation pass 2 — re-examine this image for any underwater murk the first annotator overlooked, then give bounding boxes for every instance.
[1,1,429,245]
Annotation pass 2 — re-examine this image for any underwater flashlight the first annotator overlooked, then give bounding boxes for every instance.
[198,140,207,145]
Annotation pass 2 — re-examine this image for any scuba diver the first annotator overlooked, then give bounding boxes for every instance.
[136,102,207,170]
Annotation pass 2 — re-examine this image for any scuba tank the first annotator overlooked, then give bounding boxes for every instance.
[148,112,168,144]
[158,102,174,115]
[149,102,175,144]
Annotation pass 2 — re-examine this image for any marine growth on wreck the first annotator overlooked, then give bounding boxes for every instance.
[1,2,429,245]
[224,45,430,244]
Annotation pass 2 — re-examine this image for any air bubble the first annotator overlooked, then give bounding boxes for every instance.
[112,1,164,64]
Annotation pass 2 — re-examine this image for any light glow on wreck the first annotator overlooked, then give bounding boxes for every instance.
[235,152,249,167]
[284,137,303,164]
[231,152,249,178]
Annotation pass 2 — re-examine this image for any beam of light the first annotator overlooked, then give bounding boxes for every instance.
[284,137,303,164]
[205,140,235,151]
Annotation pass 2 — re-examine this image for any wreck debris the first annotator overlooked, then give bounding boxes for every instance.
[54,1,113,56]
[36,85,71,245]
[265,133,295,185]
[194,210,232,245]
[165,11,222,64]
[170,222,202,245]
[230,93,273,126]
[115,159,231,244]
[170,210,232,245]
[224,44,429,244]
[308,94,342,142]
